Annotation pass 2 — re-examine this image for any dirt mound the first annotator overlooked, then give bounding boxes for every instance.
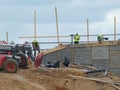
[0,65,119,90]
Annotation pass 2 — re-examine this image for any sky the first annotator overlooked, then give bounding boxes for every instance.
[0,0,120,49]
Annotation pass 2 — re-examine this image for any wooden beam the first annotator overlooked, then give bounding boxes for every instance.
[34,10,36,40]
[19,36,70,38]
[55,6,59,45]
[69,75,120,85]
[111,84,120,90]
[19,33,120,39]
[114,16,116,42]
[6,32,8,43]
[87,18,89,43]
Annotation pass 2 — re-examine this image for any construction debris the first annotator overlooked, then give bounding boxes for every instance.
[0,64,120,90]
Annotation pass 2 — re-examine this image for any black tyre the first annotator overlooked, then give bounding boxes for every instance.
[16,53,28,67]
[4,59,19,73]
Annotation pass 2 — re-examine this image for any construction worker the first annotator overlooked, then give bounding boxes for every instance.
[22,41,30,54]
[32,40,40,57]
[97,34,103,44]
[74,33,80,44]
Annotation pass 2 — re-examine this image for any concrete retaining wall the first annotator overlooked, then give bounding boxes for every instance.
[42,45,120,76]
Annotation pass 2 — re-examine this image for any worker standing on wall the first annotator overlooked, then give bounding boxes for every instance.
[32,40,40,57]
[74,33,80,44]
[97,34,103,44]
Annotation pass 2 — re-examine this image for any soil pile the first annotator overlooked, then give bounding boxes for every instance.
[0,65,120,90]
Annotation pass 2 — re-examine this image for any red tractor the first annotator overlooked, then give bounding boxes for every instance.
[0,52,19,73]
[0,43,44,73]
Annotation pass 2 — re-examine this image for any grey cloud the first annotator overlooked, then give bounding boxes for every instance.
[0,0,120,24]
[0,0,72,6]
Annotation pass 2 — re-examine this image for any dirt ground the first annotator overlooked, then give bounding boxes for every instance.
[0,64,120,90]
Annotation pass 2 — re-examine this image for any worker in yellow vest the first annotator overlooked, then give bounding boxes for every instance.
[74,33,80,44]
[32,40,40,56]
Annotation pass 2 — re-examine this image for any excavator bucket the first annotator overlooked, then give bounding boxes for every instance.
[34,52,44,68]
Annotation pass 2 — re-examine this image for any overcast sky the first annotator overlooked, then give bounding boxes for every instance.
[0,0,120,49]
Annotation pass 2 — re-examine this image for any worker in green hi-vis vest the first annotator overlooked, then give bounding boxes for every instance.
[32,40,40,57]
[97,34,103,44]
[74,33,80,44]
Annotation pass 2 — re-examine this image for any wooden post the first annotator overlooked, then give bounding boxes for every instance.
[34,10,37,56]
[114,16,116,43]
[34,10,36,40]
[6,32,8,43]
[55,6,60,45]
[87,18,89,44]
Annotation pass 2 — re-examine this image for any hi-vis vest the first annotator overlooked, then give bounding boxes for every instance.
[32,40,39,49]
[74,35,80,42]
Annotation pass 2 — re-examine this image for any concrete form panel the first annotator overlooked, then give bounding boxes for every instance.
[42,44,120,75]
[93,59,109,70]
[110,68,120,76]
[110,61,120,68]
[92,46,109,59]
[110,51,120,68]
[74,48,92,65]
[42,52,58,64]
[110,51,120,59]
[58,49,71,60]
[109,45,120,51]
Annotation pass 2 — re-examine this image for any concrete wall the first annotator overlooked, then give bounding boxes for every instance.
[42,45,120,76]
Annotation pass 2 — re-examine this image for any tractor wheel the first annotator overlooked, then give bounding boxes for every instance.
[4,59,19,73]
[16,53,28,67]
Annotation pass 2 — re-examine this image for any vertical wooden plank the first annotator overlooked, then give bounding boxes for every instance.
[34,10,36,40]
[6,32,8,43]
[87,18,89,44]
[108,46,110,71]
[55,6,59,45]
[114,16,116,43]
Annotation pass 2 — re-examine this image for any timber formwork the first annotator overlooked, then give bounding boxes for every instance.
[42,41,120,76]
